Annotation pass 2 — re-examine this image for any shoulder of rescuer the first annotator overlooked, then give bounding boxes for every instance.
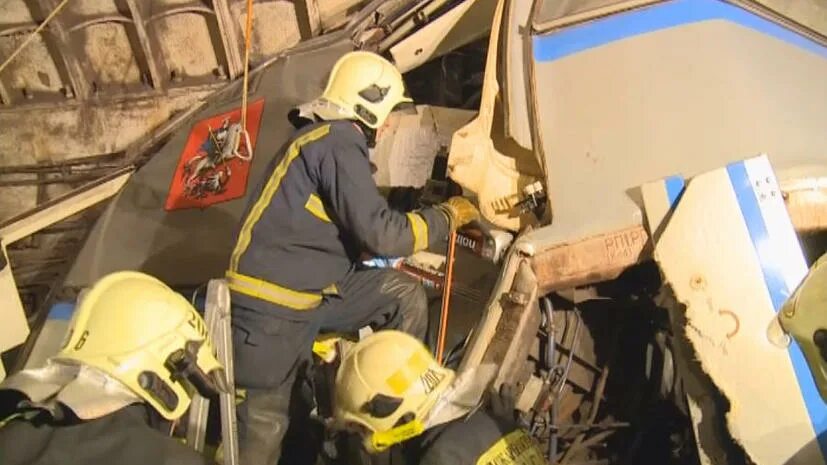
[413,407,546,465]
[0,271,226,465]
[333,330,544,465]
[243,116,461,259]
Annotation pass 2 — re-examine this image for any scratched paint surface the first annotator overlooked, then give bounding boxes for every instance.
[656,158,825,465]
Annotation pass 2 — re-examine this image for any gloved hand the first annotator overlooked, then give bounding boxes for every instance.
[487,383,518,424]
[439,196,480,229]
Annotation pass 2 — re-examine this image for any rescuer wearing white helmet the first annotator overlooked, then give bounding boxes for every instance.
[0,271,227,465]
[333,331,546,465]
[227,51,480,464]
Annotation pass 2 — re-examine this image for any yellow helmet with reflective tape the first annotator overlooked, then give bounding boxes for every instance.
[334,330,454,452]
[308,51,413,129]
[54,271,226,420]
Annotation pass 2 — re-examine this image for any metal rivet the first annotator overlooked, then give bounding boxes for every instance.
[690,275,706,290]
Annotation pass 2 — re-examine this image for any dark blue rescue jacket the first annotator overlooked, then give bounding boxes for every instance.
[226,120,449,317]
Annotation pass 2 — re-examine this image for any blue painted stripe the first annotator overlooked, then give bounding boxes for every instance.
[48,302,75,321]
[534,0,827,63]
[727,161,827,457]
[664,175,685,207]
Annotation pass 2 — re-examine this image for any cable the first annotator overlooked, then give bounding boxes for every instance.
[232,0,255,161]
[555,309,582,399]
[0,0,71,75]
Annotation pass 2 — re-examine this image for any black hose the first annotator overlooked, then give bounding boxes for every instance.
[541,297,555,372]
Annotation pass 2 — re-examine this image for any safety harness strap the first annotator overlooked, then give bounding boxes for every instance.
[225,271,336,311]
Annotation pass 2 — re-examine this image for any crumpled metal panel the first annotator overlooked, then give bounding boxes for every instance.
[654,156,826,465]
[529,0,827,251]
[64,40,354,288]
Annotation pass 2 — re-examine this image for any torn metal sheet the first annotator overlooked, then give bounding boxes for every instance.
[389,0,497,74]
[655,155,826,465]
[0,241,29,381]
[447,0,544,232]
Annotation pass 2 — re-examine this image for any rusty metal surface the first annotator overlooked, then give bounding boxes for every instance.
[531,225,650,294]
[531,192,827,293]
[485,259,541,389]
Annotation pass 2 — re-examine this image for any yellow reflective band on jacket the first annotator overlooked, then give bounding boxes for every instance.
[406,212,428,252]
[476,430,546,465]
[305,193,332,223]
[229,124,331,272]
[226,271,324,310]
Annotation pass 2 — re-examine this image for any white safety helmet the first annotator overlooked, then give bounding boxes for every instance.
[53,271,227,420]
[333,330,454,452]
[300,51,414,130]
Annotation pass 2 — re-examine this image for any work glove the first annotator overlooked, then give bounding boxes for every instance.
[439,196,480,229]
[487,383,518,425]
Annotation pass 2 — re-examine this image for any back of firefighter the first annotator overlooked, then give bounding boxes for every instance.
[0,271,227,465]
[227,50,480,465]
[334,330,547,465]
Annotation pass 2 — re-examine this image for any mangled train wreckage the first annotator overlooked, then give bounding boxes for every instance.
[2,0,827,464]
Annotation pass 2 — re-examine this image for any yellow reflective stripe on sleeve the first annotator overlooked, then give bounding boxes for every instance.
[476,430,546,465]
[226,271,322,310]
[305,193,332,223]
[406,212,428,252]
[229,124,331,272]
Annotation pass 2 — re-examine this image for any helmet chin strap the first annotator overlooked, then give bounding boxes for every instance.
[353,120,378,148]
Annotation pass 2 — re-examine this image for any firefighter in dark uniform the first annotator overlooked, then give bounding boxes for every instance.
[334,330,547,465]
[0,271,228,465]
[227,50,480,464]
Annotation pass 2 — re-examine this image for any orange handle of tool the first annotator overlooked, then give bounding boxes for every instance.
[436,229,457,364]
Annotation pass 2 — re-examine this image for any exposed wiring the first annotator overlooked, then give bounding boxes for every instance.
[555,309,582,399]
[550,308,582,464]
[540,297,560,463]
[559,321,621,465]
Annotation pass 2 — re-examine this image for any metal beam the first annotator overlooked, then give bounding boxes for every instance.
[0,241,31,382]
[0,80,11,105]
[34,0,91,100]
[0,168,133,245]
[124,0,165,89]
[212,0,243,79]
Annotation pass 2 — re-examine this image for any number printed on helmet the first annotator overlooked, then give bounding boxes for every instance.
[186,311,208,338]
[420,368,445,394]
[73,330,90,351]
